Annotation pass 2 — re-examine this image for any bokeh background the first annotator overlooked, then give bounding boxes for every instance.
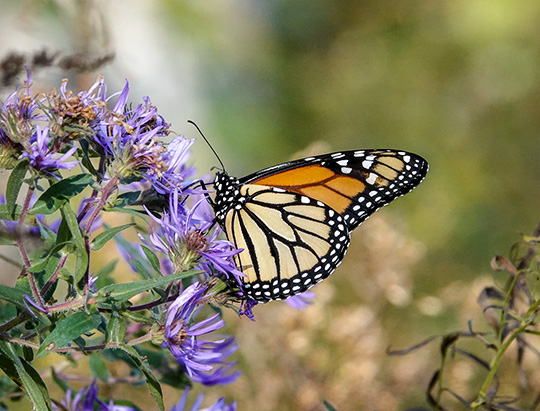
[1,0,540,410]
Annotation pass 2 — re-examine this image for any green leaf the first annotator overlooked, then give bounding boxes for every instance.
[28,242,70,273]
[0,352,21,388]
[79,139,100,178]
[91,223,135,251]
[94,260,117,289]
[89,354,110,381]
[122,309,156,326]
[323,399,338,411]
[0,304,17,323]
[29,174,93,215]
[141,245,162,275]
[36,311,102,358]
[0,204,22,221]
[0,285,28,308]
[112,191,141,208]
[60,204,88,285]
[103,205,148,219]
[36,218,57,244]
[50,367,69,393]
[113,231,155,279]
[105,312,127,344]
[0,341,51,410]
[5,159,28,220]
[128,259,154,281]
[137,347,190,389]
[118,344,164,411]
[96,270,197,303]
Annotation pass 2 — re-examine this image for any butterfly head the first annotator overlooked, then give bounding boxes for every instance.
[212,171,241,222]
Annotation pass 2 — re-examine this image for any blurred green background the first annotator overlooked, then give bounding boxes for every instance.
[1,0,540,409]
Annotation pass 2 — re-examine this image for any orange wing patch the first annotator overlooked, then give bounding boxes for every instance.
[253,164,334,187]
[252,165,366,214]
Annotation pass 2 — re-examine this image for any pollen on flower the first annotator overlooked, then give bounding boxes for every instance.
[51,93,100,123]
[185,230,210,253]
[170,322,189,345]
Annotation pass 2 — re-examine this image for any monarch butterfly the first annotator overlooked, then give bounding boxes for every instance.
[208,149,428,303]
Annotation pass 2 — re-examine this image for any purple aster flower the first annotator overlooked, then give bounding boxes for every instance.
[52,381,98,411]
[152,136,197,195]
[238,297,257,321]
[171,387,236,411]
[0,69,42,167]
[145,190,243,283]
[48,76,110,141]
[0,195,41,237]
[90,81,178,186]
[285,290,316,309]
[22,125,78,176]
[162,282,241,385]
[0,68,44,144]
[52,381,136,411]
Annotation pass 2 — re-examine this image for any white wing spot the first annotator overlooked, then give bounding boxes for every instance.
[366,173,378,184]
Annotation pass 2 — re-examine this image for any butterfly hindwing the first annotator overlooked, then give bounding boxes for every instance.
[212,149,428,302]
[222,184,350,301]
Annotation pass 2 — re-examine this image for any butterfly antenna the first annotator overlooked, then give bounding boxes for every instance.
[188,120,226,172]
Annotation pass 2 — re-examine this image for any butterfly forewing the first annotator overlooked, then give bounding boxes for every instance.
[212,149,428,303]
[243,149,429,230]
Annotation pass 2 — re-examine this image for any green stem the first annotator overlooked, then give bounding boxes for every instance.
[15,187,33,268]
[40,253,69,298]
[16,187,47,310]
[83,176,119,236]
[470,321,529,409]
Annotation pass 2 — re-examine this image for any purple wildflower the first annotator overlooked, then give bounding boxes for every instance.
[91,81,179,187]
[238,297,257,321]
[0,68,44,144]
[162,282,241,385]
[22,125,78,176]
[0,195,41,237]
[23,295,47,316]
[171,387,236,411]
[0,69,41,167]
[48,76,110,140]
[145,190,243,283]
[52,381,136,411]
[152,136,197,195]
[285,290,316,309]
[52,381,97,411]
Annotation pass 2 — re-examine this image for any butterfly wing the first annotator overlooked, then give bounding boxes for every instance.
[241,149,429,231]
[222,183,349,302]
[215,149,428,302]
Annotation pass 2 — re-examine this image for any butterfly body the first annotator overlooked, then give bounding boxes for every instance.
[211,149,428,303]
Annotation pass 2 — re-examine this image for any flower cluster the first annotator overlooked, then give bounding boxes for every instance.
[0,72,317,411]
[162,282,240,385]
[53,383,235,411]
[0,73,247,409]
[145,190,243,281]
